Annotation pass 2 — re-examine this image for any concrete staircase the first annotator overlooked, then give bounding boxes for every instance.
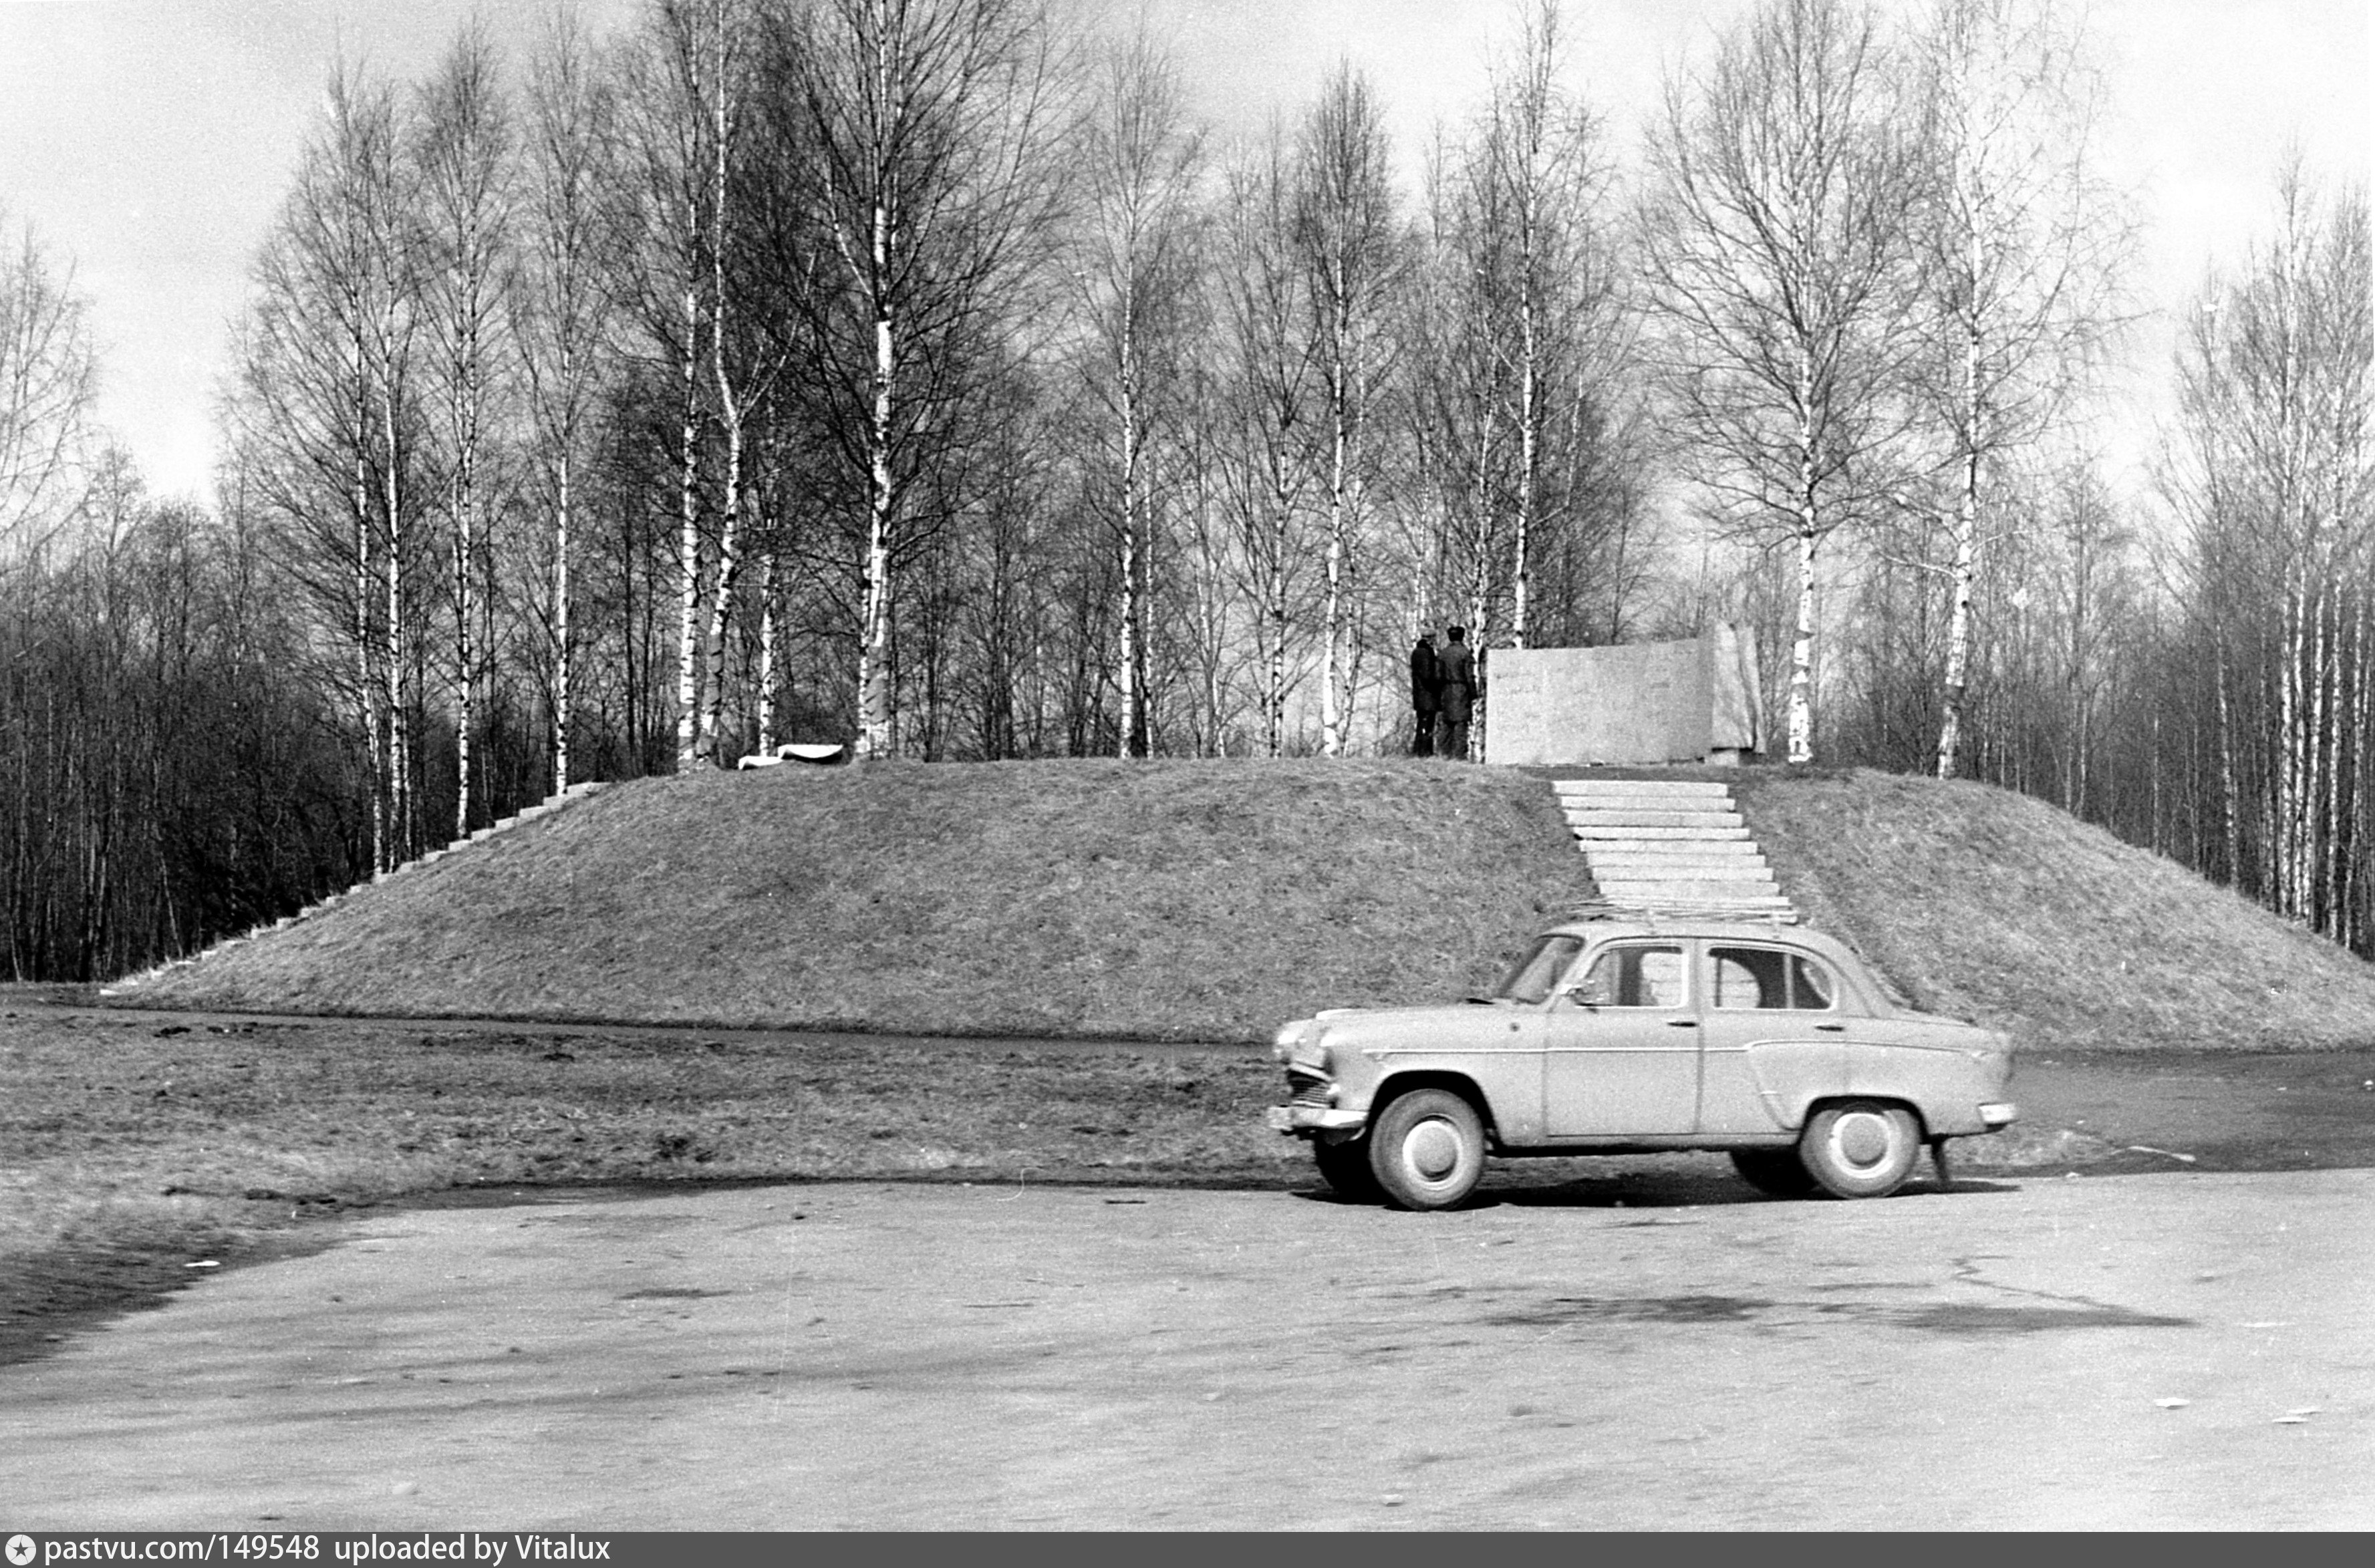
[1552,776,1797,921]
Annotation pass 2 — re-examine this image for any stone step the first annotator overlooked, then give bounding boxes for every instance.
[1558,800,1745,821]
[1586,888,1786,912]
[1570,824,1752,842]
[1580,842,1766,861]
[1563,809,1745,830]
[1553,779,1733,798]
[1596,906,1800,924]
[1587,860,1776,881]
[1558,779,1748,798]
[1595,875,1785,898]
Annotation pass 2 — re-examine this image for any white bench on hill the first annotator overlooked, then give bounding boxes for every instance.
[736,742,849,770]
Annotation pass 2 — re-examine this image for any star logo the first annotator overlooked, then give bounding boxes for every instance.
[6,1535,36,1567]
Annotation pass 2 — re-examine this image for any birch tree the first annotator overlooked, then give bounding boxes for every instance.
[1470,0,1613,653]
[0,216,98,560]
[1293,65,1401,756]
[1904,0,2130,779]
[620,2,724,769]
[760,0,1069,761]
[1068,31,1204,758]
[235,66,427,871]
[416,23,517,836]
[2167,166,2374,929]
[1640,0,1918,764]
[1216,129,1316,755]
[516,7,625,794]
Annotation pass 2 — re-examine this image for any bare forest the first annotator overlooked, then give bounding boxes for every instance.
[0,0,2367,982]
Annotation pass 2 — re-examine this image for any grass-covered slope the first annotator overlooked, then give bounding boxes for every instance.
[116,759,1593,1041]
[111,756,2375,1053]
[1735,767,2375,1052]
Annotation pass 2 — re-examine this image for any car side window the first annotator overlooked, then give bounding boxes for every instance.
[1789,954,1836,1010]
[1709,946,1788,1009]
[1582,943,1688,1008]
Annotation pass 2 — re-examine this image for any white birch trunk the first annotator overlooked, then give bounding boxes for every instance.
[1936,313,1983,782]
[1935,467,1977,782]
[1788,392,1819,766]
[2216,640,2241,890]
[2280,571,2303,915]
[857,292,895,762]
[1266,486,1288,756]
[452,515,474,840]
[1789,520,1817,766]
[757,553,777,753]
[1117,329,1141,759]
[1320,356,1348,758]
[2316,580,2338,931]
[673,271,702,770]
[1512,279,1537,652]
[380,385,408,864]
[553,441,572,794]
[352,377,382,873]
[700,71,743,768]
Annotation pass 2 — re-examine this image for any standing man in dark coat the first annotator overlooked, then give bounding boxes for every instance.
[1408,627,1440,756]
[1437,625,1476,760]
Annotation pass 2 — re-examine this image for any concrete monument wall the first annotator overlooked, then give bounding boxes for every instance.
[1482,625,1764,767]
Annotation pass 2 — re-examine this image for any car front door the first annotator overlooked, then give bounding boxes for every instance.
[1542,940,1701,1137]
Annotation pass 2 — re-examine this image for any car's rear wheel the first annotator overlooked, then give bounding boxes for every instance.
[1367,1088,1487,1211]
[1798,1101,1922,1199]
[1312,1134,1382,1202]
[1729,1147,1818,1197]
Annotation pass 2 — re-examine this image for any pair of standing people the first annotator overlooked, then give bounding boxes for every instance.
[1409,625,1475,760]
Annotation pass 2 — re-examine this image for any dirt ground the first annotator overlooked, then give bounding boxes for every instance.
[3,1166,2372,1530]
[2,1042,2374,1530]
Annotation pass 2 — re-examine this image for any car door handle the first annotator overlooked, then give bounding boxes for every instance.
[1815,1023,1845,1033]
[1666,1018,1698,1028]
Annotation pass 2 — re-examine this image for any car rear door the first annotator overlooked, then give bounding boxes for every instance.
[1693,940,1850,1134]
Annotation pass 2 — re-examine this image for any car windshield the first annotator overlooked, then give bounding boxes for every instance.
[1494,933,1586,1004]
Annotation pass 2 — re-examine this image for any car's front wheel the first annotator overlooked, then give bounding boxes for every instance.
[1798,1101,1922,1199]
[1367,1088,1487,1211]
[1312,1134,1382,1202]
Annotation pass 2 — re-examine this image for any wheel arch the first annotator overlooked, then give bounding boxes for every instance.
[1803,1092,1931,1141]
[1371,1070,1498,1141]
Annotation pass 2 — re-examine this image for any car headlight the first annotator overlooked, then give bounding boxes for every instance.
[1272,1022,1307,1061]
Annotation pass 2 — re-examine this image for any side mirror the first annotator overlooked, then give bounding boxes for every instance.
[1566,977,1611,1008]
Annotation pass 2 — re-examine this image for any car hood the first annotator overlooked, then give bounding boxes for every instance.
[1300,1000,1528,1042]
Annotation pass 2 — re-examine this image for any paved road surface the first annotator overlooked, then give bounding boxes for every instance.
[4,1167,2371,1530]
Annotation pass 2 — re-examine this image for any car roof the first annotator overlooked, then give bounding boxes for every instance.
[1536,916,1865,966]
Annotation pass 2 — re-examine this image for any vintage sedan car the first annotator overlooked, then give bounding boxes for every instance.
[1267,917,2015,1209]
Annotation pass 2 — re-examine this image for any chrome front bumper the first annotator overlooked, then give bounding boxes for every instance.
[1267,1104,1367,1134]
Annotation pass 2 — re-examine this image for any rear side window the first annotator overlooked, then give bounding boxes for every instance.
[1710,946,1838,1011]
[1790,954,1836,1009]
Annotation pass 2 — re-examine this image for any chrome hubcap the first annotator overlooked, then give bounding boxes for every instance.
[1405,1119,1461,1181]
[1836,1112,1891,1168]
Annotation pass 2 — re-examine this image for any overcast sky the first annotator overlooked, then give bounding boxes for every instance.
[0,0,2364,503]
